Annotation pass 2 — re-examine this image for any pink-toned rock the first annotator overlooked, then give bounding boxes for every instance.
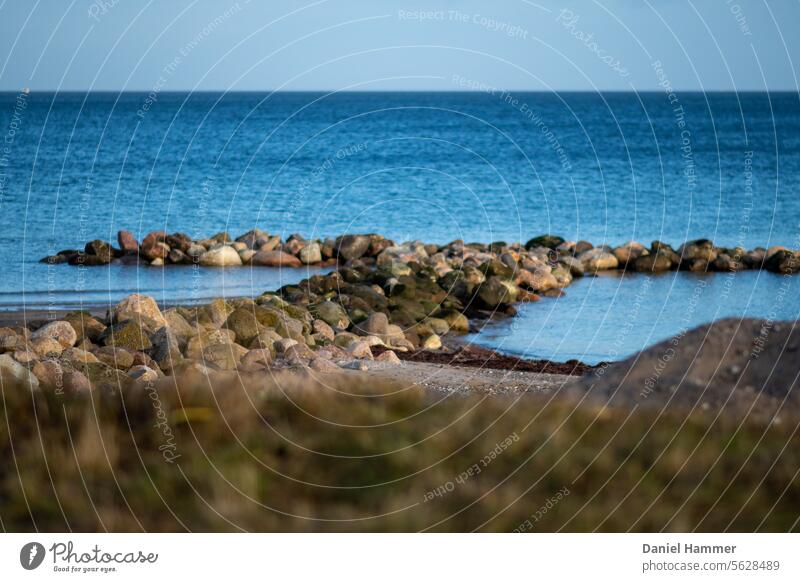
[251,250,302,268]
[141,242,170,261]
[117,230,139,253]
[142,231,167,248]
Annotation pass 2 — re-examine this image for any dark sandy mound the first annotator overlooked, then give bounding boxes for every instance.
[573,318,800,420]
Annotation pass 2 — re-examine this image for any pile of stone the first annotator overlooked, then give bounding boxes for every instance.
[41,230,800,276]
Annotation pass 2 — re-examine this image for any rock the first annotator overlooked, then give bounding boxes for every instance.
[375,350,402,365]
[0,327,21,351]
[63,312,106,342]
[128,365,159,383]
[311,301,350,329]
[62,370,92,395]
[0,354,39,388]
[679,239,718,263]
[142,231,167,248]
[354,312,389,336]
[223,308,264,345]
[249,330,280,353]
[236,229,268,249]
[634,253,673,273]
[201,342,248,370]
[150,258,165,267]
[613,242,648,269]
[298,242,322,264]
[149,327,182,371]
[311,319,335,342]
[346,340,374,360]
[13,349,38,364]
[85,240,113,263]
[163,310,195,343]
[141,241,170,261]
[274,338,299,353]
[60,348,100,365]
[114,294,166,327]
[103,321,152,351]
[578,248,619,272]
[239,249,256,264]
[240,349,273,371]
[168,248,187,264]
[32,360,64,389]
[557,255,585,277]
[478,276,519,308]
[185,329,235,359]
[117,230,139,253]
[31,320,77,348]
[421,334,442,350]
[525,235,565,250]
[441,310,469,333]
[765,250,800,274]
[334,234,371,260]
[28,337,64,358]
[94,346,135,369]
[251,250,302,267]
[199,246,243,267]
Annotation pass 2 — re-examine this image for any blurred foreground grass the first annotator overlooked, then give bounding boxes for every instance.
[1,371,799,532]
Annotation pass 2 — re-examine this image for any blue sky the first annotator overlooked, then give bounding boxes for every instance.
[1,0,798,91]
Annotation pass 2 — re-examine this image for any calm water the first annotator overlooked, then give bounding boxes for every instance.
[1,91,799,360]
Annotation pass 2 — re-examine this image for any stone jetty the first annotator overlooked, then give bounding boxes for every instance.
[4,229,796,392]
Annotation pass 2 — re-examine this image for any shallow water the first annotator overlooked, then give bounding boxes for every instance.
[2,91,800,360]
[467,270,800,364]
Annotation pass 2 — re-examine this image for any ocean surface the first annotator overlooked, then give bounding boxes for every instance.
[2,91,799,361]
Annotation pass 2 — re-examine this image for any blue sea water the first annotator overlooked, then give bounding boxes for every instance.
[1,91,799,361]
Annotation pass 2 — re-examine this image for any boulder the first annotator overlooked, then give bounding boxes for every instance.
[354,312,389,336]
[634,253,673,273]
[199,246,243,267]
[149,327,183,371]
[334,234,371,261]
[102,321,152,351]
[223,308,264,345]
[347,340,374,360]
[141,242,170,261]
[422,334,442,350]
[251,250,302,267]
[298,242,322,264]
[93,346,135,369]
[114,294,166,327]
[578,248,619,272]
[62,312,106,342]
[240,349,273,371]
[613,242,648,269]
[31,320,77,348]
[478,276,519,308]
[375,350,402,364]
[201,342,248,370]
[32,360,64,389]
[764,250,800,274]
[128,365,159,383]
[85,240,113,263]
[117,230,139,253]
[0,354,39,388]
[524,235,565,250]
[679,239,718,263]
[311,301,350,329]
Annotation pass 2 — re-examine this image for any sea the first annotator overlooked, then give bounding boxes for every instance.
[1,91,799,363]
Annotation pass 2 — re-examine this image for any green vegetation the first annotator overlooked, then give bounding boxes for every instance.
[1,372,798,531]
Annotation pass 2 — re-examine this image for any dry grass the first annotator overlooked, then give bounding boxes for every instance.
[1,370,799,532]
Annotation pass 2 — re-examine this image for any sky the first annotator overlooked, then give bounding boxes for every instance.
[0,0,798,92]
